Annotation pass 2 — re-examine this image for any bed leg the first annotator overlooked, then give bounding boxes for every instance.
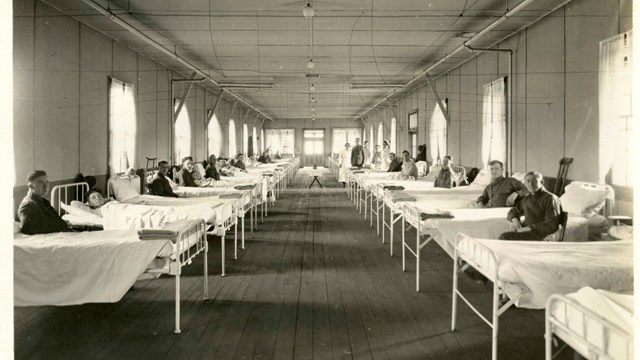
[369,194,373,227]
[544,307,552,360]
[415,231,420,292]
[376,198,380,235]
[241,215,245,250]
[175,274,181,334]
[204,238,209,300]
[234,220,238,259]
[364,191,367,219]
[221,234,226,277]
[492,280,500,360]
[382,204,385,244]
[250,205,254,234]
[451,256,459,331]
[401,217,405,262]
[390,212,394,255]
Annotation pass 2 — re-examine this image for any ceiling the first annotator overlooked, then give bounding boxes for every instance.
[43,0,565,121]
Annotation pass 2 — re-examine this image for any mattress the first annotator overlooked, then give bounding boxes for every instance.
[455,234,633,309]
[100,200,218,230]
[173,186,243,198]
[14,230,173,306]
[551,286,634,359]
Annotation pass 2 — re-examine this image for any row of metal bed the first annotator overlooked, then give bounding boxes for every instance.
[14,158,300,334]
[330,158,633,360]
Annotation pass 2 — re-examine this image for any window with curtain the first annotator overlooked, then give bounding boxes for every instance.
[108,78,137,175]
[242,123,248,155]
[265,129,295,155]
[252,127,257,156]
[228,119,237,157]
[599,31,633,187]
[207,113,222,157]
[481,78,507,168]
[174,100,191,162]
[408,111,418,157]
[261,129,265,154]
[331,128,361,154]
[390,117,397,154]
[428,102,447,163]
[369,125,374,149]
[377,122,383,148]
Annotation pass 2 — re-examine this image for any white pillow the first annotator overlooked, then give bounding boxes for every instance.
[416,161,428,177]
[560,182,609,218]
[61,202,97,217]
[167,177,179,190]
[424,165,442,181]
[471,169,491,187]
[110,176,140,201]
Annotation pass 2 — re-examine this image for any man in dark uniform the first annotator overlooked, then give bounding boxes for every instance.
[175,156,197,187]
[434,155,456,188]
[499,171,563,241]
[205,154,221,180]
[476,160,529,208]
[386,153,402,172]
[149,160,179,197]
[350,137,365,168]
[18,170,71,234]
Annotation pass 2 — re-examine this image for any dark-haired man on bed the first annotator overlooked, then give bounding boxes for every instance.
[175,156,197,187]
[18,170,71,234]
[205,154,221,180]
[433,155,456,188]
[150,160,179,198]
[499,171,562,241]
[476,160,528,208]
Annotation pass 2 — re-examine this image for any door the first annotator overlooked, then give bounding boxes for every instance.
[303,129,325,166]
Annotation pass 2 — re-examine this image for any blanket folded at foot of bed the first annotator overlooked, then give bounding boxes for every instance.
[137,219,201,242]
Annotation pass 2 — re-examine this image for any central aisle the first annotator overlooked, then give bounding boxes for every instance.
[15,167,549,360]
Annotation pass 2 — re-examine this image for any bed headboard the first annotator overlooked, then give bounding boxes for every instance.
[451,165,467,186]
[51,182,90,216]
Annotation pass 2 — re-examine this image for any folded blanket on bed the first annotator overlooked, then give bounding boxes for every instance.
[218,193,243,199]
[234,184,255,190]
[420,210,454,220]
[137,219,200,242]
[390,191,417,203]
[262,172,274,177]
[349,167,362,170]
[383,185,405,191]
[352,170,365,174]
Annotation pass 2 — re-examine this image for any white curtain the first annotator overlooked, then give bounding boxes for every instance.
[599,31,633,186]
[242,123,248,155]
[481,77,507,168]
[228,119,237,157]
[332,128,360,154]
[390,117,397,154]
[428,104,447,163]
[261,128,265,154]
[377,122,383,147]
[108,78,136,175]
[207,113,222,157]
[252,126,257,156]
[174,99,191,162]
[369,125,374,149]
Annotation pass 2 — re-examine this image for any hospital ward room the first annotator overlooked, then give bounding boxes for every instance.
[3,0,638,358]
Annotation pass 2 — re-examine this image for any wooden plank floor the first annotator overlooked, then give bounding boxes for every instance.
[15,168,570,359]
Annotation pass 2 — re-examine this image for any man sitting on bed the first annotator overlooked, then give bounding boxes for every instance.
[499,171,563,241]
[233,153,247,171]
[433,155,456,188]
[18,170,71,234]
[398,150,419,180]
[476,160,528,208]
[386,153,402,172]
[205,154,221,180]
[150,161,179,198]
[175,156,197,187]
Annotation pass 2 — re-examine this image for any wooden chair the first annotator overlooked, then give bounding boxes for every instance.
[558,211,569,242]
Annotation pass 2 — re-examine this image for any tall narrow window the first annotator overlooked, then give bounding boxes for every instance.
[600,31,633,186]
[369,125,374,149]
[242,123,248,155]
[174,100,191,162]
[377,122,383,148]
[331,128,361,154]
[261,129,265,154]
[207,112,222,157]
[390,117,397,154]
[108,78,137,175]
[428,103,447,163]
[481,78,507,168]
[408,111,418,158]
[252,126,257,156]
[228,119,237,157]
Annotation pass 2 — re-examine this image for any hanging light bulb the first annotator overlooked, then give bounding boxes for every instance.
[311,106,315,111]
[310,83,316,92]
[303,3,315,18]
[312,117,315,121]
[307,58,315,70]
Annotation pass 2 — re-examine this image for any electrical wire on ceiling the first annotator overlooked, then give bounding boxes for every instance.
[348,9,367,102]
[208,0,225,77]
[370,0,385,84]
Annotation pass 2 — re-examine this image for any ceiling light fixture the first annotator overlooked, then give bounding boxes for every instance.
[307,59,315,70]
[303,3,315,18]
[310,83,316,92]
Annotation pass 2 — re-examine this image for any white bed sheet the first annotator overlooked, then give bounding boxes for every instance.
[388,192,481,212]
[100,200,218,230]
[173,186,243,198]
[456,235,633,309]
[552,286,634,359]
[14,230,173,306]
